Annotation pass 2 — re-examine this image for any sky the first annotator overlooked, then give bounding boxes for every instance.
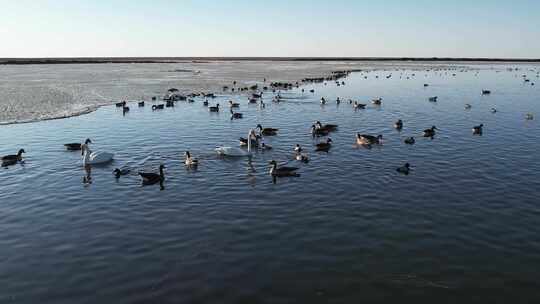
[1,0,539,58]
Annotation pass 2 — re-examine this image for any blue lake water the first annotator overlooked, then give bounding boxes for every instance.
[1,64,540,303]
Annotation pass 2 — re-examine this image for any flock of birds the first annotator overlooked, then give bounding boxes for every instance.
[2,67,538,187]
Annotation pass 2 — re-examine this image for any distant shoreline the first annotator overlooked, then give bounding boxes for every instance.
[1,57,540,65]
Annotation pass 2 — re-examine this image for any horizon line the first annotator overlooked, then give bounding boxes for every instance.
[1,56,540,65]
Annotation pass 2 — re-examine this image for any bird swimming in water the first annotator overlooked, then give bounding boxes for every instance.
[396,163,411,175]
[404,137,415,145]
[491,108,497,113]
[230,109,243,119]
[465,104,472,109]
[315,138,333,152]
[472,124,483,135]
[423,126,438,137]
[268,160,300,177]
[184,151,199,166]
[1,149,25,167]
[113,168,130,178]
[353,101,366,110]
[256,124,278,136]
[394,119,403,130]
[526,113,534,120]
[139,164,165,185]
[356,134,383,145]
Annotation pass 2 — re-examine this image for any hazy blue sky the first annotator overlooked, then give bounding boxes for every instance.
[1,0,539,58]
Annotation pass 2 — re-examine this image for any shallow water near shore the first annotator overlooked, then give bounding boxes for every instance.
[1,64,540,303]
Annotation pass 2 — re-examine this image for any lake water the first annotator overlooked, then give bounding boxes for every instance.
[1,63,540,303]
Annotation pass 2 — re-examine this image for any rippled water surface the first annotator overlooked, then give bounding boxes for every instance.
[1,63,540,303]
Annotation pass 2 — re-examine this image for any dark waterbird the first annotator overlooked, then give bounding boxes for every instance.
[356,134,383,145]
[423,126,438,137]
[315,138,333,152]
[472,124,484,135]
[394,119,403,130]
[256,124,278,136]
[268,160,300,177]
[64,142,83,151]
[139,164,165,185]
[1,149,25,167]
[113,168,130,178]
[404,137,416,145]
[396,163,411,175]
[1,149,25,162]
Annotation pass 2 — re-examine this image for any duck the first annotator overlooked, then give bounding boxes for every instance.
[229,100,240,108]
[353,101,366,109]
[315,121,338,132]
[428,96,438,102]
[139,164,165,185]
[115,101,126,107]
[464,104,472,109]
[424,83,429,87]
[294,145,309,163]
[404,137,415,145]
[311,124,329,137]
[336,97,341,104]
[81,139,114,166]
[372,98,382,105]
[396,163,411,175]
[230,109,243,119]
[256,124,278,136]
[203,100,209,106]
[209,104,220,112]
[1,149,25,163]
[315,138,333,152]
[423,126,438,137]
[113,168,130,178]
[152,104,164,110]
[122,106,130,114]
[472,124,483,134]
[320,97,327,105]
[64,142,83,151]
[482,90,491,95]
[491,108,497,113]
[138,101,145,107]
[184,151,199,166]
[356,134,383,145]
[394,119,403,130]
[526,113,534,120]
[269,160,300,177]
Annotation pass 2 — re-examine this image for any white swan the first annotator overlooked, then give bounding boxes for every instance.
[81,139,114,166]
[216,130,254,157]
